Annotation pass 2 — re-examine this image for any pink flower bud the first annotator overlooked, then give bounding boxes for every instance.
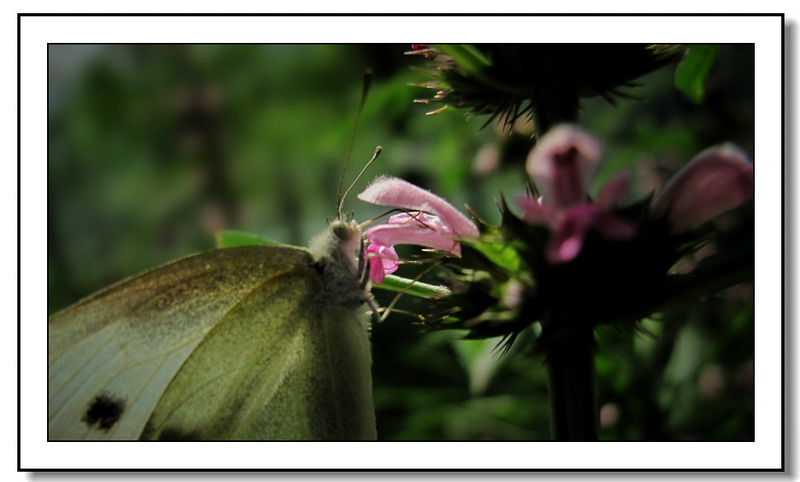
[526,124,603,207]
[408,44,438,60]
[653,144,753,233]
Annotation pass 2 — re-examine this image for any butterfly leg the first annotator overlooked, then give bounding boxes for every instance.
[357,234,382,324]
[365,296,381,324]
[357,235,370,290]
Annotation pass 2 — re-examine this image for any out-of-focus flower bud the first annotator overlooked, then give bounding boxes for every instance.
[652,145,753,233]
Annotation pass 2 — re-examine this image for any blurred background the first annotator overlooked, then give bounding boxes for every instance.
[48,44,754,440]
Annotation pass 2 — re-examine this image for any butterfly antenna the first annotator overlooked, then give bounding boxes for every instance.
[357,207,401,230]
[337,68,374,219]
[339,146,382,218]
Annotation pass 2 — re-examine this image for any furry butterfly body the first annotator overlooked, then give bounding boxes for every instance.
[48,220,376,440]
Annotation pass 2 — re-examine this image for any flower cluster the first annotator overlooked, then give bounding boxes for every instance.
[513,125,755,266]
[356,126,752,289]
[357,125,753,343]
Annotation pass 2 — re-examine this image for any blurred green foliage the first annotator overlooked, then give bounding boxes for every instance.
[675,45,720,104]
[48,44,753,440]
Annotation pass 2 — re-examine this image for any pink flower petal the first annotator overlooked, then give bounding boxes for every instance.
[366,243,399,284]
[595,171,630,209]
[358,177,479,238]
[516,195,554,224]
[547,204,595,263]
[526,125,603,207]
[369,264,386,284]
[556,236,584,263]
[544,203,635,263]
[595,212,636,240]
[653,144,753,233]
[388,212,449,234]
[366,223,462,256]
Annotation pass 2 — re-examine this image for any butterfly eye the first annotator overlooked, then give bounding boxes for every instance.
[331,221,353,241]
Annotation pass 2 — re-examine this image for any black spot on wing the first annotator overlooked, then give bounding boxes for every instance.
[82,392,126,431]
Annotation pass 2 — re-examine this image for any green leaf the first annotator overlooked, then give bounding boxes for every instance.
[674,45,719,104]
[450,335,508,396]
[465,239,524,274]
[215,230,281,248]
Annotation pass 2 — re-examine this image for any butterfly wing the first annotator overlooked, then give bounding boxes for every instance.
[48,245,324,440]
[140,265,375,440]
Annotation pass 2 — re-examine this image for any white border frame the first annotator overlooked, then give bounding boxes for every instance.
[20,14,783,470]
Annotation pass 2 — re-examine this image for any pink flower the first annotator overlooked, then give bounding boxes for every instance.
[652,144,753,233]
[358,177,479,283]
[526,124,602,207]
[364,243,400,285]
[518,125,634,264]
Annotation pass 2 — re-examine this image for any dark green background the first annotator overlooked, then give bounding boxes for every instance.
[48,44,754,440]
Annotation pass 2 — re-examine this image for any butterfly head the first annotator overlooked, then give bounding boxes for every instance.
[309,218,362,272]
[330,219,360,244]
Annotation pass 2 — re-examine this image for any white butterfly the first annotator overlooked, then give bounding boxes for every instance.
[48,219,376,441]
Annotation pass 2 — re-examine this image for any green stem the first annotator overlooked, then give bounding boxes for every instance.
[545,324,598,441]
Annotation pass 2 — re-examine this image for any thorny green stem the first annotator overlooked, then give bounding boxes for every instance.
[532,92,579,138]
[545,323,598,441]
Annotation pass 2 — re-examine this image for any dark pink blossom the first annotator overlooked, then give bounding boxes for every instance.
[358,177,479,283]
[519,125,634,264]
